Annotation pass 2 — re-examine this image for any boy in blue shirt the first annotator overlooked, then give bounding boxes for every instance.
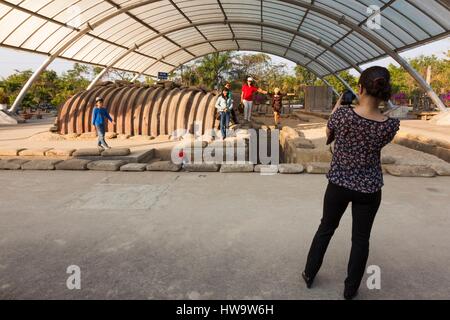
[92,97,115,149]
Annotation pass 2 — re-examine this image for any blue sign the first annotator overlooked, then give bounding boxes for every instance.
[158,72,169,80]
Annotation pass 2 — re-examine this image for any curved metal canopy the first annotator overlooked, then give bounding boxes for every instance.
[0,0,449,112]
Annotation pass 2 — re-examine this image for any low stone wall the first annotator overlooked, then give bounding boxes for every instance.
[1,125,449,177]
[393,131,450,163]
[280,126,333,165]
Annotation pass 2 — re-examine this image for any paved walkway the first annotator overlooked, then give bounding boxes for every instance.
[0,118,54,141]
[0,117,178,154]
[0,171,449,300]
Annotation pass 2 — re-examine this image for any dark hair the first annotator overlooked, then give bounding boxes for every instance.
[222,88,229,96]
[358,66,392,101]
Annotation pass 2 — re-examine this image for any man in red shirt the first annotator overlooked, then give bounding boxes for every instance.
[241,77,268,122]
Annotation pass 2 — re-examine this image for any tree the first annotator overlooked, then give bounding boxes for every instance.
[0,87,8,105]
[1,52,447,111]
[233,53,272,81]
[389,54,450,98]
[179,65,200,87]
[295,65,318,86]
[195,52,233,89]
[323,70,358,94]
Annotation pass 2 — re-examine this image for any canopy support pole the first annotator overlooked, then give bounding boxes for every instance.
[7,0,161,113]
[277,0,448,112]
[131,74,141,82]
[87,68,109,90]
[394,55,447,112]
[321,78,340,97]
[9,56,53,113]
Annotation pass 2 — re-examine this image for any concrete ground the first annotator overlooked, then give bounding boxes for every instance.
[0,171,449,300]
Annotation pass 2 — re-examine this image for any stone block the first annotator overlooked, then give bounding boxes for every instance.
[279,164,305,174]
[183,163,220,172]
[117,134,131,140]
[147,161,182,172]
[429,164,450,176]
[22,160,63,170]
[254,165,279,174]
[105,132,118,139]
[87,160,127,171]
[73,148,102,157]
[381,155,396,165]
[295,149,332,165]
[292,138,315,149]
[19,148,53,156]
[65,133,80,140]
[73,149,155,164]
[102,148,131,157]
[306,162,331,174]
[55,159,92,171]
[0,148,26,156]
[0,159,29,170]
[281,126,301,139]
[120,163,148,172]
[78,132,97,140]
[45,149,76,157]
[220,163,255,173]
[435,147,450,163]
[384,165,436,177]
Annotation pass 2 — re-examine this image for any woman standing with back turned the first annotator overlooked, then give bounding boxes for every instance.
[302,66,400,300]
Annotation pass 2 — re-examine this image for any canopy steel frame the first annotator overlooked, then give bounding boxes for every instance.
[156,47,341,97]
[8,0,163,113]
[277,0,448,111]
[4,0,447,113]
[85,19,364,89]
[124,36,349,94]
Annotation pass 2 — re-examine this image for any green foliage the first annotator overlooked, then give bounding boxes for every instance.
[145,76,156,86]
[196,52,233,89]
[174,51,448,103]
[388,53,450,97]
[0,63,93,110]
[0,87,8,104]
[323,70,358,93]
[0,52,448,110]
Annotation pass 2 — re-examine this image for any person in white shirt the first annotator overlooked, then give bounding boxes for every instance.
[215,88,233,139]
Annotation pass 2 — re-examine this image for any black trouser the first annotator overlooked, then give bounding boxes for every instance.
[305,182,382,290]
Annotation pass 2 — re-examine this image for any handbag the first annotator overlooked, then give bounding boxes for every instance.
[326,129,335,145]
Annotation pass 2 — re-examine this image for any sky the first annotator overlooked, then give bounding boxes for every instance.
[0,38,448,79]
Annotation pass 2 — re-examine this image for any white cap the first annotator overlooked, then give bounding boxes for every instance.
[247,77,253,82]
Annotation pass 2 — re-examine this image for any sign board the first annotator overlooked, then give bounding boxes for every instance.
[158,72,169,80]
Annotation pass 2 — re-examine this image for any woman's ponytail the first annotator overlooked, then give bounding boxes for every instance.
[359,67,392,101]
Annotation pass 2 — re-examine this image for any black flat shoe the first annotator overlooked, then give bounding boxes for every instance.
[302,272,314,289]
[344,287,359,300]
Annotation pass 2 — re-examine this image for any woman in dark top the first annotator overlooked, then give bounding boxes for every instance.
[302,66,400,300]
[270,88,283,127]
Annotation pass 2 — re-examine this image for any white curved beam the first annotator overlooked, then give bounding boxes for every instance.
[8,0,162,113]
[86,19,365,90]
[9,0,446,113]
[164,49,344,98]
[124,47,340,96]
[277,0,447,112]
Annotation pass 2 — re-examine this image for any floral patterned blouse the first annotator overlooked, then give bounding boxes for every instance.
[327,106,400,194]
